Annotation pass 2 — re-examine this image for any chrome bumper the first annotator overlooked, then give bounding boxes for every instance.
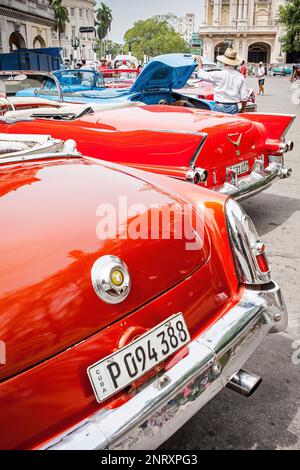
[43,282,287,451]
[217,161,292,201]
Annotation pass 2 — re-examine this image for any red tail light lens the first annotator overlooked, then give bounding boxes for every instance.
[255,243,270,273]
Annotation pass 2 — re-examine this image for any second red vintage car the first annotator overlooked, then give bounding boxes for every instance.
[175,78,257,112]
[0,134,287,449]
[0,85,295,200]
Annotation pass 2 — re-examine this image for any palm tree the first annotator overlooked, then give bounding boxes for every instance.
[95,2,113,57]
[49,0,70,47]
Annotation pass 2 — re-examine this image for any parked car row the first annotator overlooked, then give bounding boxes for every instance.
[0,53,295,450]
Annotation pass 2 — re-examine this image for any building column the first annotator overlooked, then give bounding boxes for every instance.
[213,0,220,25]
[238,0,243,20]
[243,0,248,20]
[230,0,237,24]
[248,0,255,26]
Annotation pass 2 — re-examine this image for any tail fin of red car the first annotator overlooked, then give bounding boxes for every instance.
[239,113,296,139]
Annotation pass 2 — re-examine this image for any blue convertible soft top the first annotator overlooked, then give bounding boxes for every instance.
[131,53,197,92]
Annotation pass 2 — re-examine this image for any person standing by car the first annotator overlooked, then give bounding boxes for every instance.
[196,48,248,114]
[240,60,247,78]
[257,61,266,95]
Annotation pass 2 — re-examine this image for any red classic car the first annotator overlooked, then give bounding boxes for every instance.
[102,69,140,89]
[0,88,295,200]
[0,134,287,449]
[175,78,257,112]
[178,78,215,100]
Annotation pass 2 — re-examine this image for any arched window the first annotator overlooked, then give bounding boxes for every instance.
[248,42,271,63]
[214,42,227,62]
[33,35,46,49]
[9,32,26,51]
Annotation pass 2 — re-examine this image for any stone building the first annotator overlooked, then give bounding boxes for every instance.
[0,0,54,54]
[177,13,195,45]
[199,0,285,63]
[52,0,96,62]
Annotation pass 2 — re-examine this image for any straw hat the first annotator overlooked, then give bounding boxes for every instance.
[217,48,242,66]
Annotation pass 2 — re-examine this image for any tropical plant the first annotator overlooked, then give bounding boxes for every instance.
[124,17,191,61]
[278,0,300,53]
[95,2,113,57]
[49,0,70,47]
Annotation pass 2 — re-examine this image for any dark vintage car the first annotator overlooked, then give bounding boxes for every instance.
[0,134,287,449]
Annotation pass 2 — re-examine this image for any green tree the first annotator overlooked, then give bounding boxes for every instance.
[124,17,190,61]
[95,2,113,57]
[49,0,69,47]
[93,39,123,59]
[278,0,300,53]
[105,40,123,57]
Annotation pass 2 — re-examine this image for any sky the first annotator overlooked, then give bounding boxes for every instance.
[96,0,205,44]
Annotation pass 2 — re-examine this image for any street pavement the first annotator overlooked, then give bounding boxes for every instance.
[162,76,300,450]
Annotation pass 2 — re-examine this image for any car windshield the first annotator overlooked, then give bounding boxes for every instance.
[0,72,61,99]
[54,70,105,92]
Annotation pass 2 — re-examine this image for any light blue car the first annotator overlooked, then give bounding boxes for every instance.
[272,64,292,76]
[15,54,216,111]
[16,69,105,96]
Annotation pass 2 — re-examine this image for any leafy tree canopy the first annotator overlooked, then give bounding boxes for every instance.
[278,0,300,52]
[124,17,190,61]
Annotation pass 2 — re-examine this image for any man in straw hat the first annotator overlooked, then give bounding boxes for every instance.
[196,48,248,114]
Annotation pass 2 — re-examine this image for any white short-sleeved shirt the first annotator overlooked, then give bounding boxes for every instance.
[257,66,265,78]
[197,66,249,103]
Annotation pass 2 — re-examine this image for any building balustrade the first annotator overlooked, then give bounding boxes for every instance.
[0,0,54,21]
[199,24,278,33]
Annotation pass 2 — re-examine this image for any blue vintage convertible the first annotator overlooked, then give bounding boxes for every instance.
[15,54,217,110]
[16,69,106,95]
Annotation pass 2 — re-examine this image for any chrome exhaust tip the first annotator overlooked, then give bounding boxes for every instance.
[279,166,292,179]
[226,369,262,397]
[285,140,294,152]
[186,167,208,184]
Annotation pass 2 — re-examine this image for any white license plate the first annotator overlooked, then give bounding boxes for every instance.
[87,313,190,403]
[228,161,249,176]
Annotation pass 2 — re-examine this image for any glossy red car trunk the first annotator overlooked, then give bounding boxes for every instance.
[0,163,238,449]
[0,157,210,382]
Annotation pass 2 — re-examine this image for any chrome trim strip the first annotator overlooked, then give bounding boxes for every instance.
[0,151,82,165]
[142,129,208,168]
[42,282,287,450]
[0,139,81,165]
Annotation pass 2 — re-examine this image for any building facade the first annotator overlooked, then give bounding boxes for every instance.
[52,0,96,62]
[0,0,54,54]
[199,0,285,64]
[177,13,195,45]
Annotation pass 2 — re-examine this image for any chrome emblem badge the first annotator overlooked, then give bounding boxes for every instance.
[227,133,242,147]
[91,255,131,304]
